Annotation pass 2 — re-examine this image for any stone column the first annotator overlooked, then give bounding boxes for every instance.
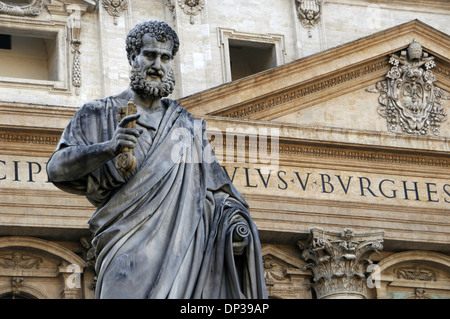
[298,227,384,299]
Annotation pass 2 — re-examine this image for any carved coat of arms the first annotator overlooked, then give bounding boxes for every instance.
[372,40,448,136]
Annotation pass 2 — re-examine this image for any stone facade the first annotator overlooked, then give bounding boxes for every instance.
[0,0,449,299]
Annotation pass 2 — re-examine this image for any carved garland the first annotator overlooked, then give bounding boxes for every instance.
[0,0,44,16]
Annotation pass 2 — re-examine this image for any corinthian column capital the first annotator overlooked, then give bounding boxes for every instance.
[298,227,384,299]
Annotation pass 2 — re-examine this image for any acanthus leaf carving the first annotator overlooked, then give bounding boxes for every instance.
[298,227,384,299]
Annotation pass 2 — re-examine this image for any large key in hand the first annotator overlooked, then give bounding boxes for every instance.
[115,100,138,176]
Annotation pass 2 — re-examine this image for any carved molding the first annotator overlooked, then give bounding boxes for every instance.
[0,131,60,145]
[369,40,448,136]
[1,127,449,168]
[0,0,44,16]
[101,0,127,25]
[298,227,384,299]
[296,0,324,37]
[178,0,204,25]
[213,58,389,119]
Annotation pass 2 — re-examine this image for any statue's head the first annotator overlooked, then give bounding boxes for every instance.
[126,20,180,98]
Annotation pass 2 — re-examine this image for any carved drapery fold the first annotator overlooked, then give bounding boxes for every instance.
[298,227,384,299]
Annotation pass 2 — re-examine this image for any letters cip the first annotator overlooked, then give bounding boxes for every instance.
[0,159,49,183]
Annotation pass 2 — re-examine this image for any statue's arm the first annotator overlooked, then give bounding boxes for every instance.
[48,114,141,182]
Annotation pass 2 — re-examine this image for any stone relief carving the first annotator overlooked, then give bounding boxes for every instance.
[298,227,384,299]
[165,0,176,21]
[0,252,42,270]
[178,0,204,24]
[101,0,127,25]
[296,0,324,37]
[67,4,82,95]
[0,0,44,16]
[394,266,437,281]
[11,277,24,296]
[369,40,448,136]
[263,255,288,282]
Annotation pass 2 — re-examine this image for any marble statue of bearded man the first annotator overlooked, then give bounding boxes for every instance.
[47,20,267,299]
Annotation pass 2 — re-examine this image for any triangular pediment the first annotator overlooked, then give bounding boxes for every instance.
[180,20,450,138]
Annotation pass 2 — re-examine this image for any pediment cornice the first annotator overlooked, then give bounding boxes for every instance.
[180,20,450,121]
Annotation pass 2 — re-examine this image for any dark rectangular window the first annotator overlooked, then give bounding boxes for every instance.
[229,39,276,81]
[0,34,12,50]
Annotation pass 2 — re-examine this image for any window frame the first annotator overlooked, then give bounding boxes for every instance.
[218,28,286,83]
[0,19,69,92]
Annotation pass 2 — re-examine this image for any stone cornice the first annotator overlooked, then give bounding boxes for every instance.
[211,57,391,119]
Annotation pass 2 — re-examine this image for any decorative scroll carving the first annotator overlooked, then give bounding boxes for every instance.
[369,40,448,136]
[178,0,204,25]
[101,0,127,25]
[296,0,324,37]
[67,4,82,95]
[0,0,44,16]
[394,266,437,281]
[0,252,42,270]
[298,227,384,299]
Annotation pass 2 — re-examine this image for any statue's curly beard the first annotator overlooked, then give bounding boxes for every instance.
[129,62,175,98]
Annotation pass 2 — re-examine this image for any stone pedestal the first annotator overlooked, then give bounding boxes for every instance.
[298,227,384,299]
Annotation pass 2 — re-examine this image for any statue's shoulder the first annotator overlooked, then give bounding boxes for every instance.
[76,97,116,117]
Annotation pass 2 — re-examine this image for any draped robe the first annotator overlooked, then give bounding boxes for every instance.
[48,95,267,299]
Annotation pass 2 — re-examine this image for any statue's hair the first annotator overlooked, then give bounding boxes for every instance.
[125,20,180,65]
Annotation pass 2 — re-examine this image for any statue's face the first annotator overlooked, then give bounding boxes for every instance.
[136,34,174,84]
[130,34,175,98]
